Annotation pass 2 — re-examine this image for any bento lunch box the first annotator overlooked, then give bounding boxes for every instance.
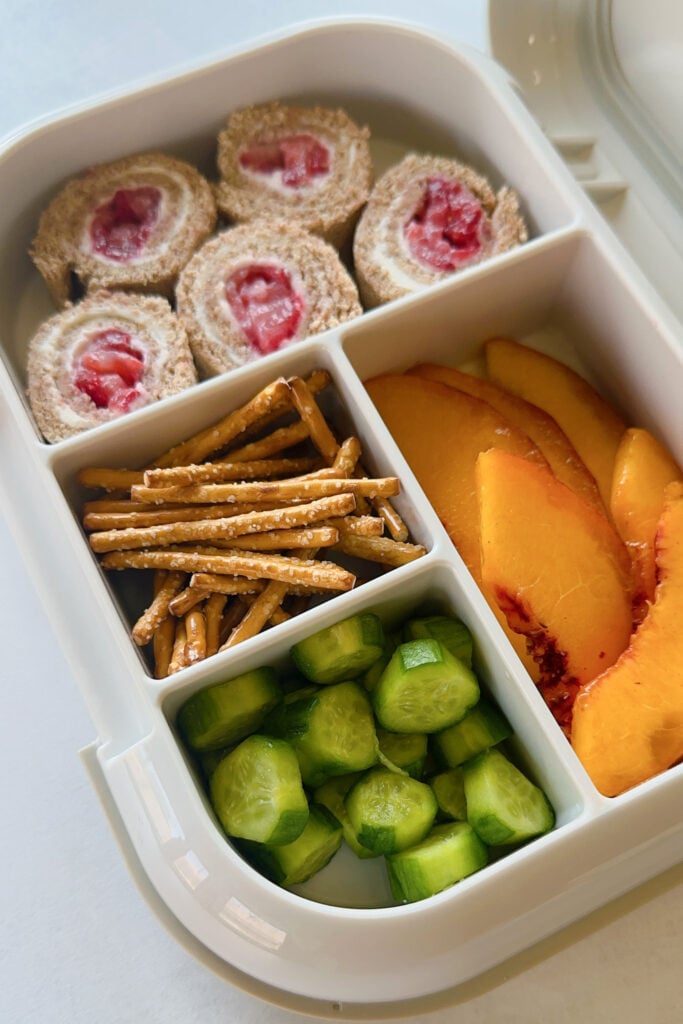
[1,14,681,1017]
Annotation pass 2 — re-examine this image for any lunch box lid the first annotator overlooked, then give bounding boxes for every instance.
[488,0,683,333]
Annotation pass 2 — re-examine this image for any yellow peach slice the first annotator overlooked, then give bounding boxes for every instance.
[572,482,683,796]
[610,427,682,617]
[476,448,633,730]
[409,361,605,516]
[485,337,626,508]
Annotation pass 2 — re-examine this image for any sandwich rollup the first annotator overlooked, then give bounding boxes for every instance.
[176,220,362,377]
[215,102,372,249]
[31,152,217,306]
[27,290,198,442]
[353,153,527,308]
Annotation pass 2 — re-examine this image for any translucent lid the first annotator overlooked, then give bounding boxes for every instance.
[488,0,683,329]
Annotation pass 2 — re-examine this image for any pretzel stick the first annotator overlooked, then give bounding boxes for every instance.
[184,608,207,664]
[83,502,277,532]
[229,368,332,446]
[204,593,227,656]
[88,493,355,552]
[154,377,291,469]
[100,547,356,590]
[331,534,426,566]
[130,476,398,507]
[220,579,291,649]
[153,617,175,678]
[168,586,211,617]
[142,456,319,489]
[369,495,409,542]
[78,468,145,491]
[167,620,189,675]
[286,375,339,462]
[188,574,265,595]
[206,525,339,552]
[131,570,185,646]
[222,419,311,463]
[218,597,251,644]
[326,515,384,537]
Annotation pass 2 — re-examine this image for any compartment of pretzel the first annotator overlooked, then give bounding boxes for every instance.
[78,370,426,676]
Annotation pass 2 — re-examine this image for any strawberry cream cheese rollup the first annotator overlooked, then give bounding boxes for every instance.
[176,220,362,377]
[215,102,372,249]
[27,291,198,442]
[31,153,217,306]
[353,153,528,308]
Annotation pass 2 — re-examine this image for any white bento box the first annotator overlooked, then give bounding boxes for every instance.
[1,13,681,1017]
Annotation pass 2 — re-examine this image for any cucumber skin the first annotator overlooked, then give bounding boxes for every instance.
[209,735,309,846]
[403,615,474,668]
[239,804,343,887]
[432,699,513,767]
[373,639,480,734]
[386,822,488,903]
[463,748,555,846]
[314,775,380,859]
[290,613,385,685]
[177,667,281,752]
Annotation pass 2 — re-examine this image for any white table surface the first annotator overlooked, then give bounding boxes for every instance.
[1,2,682,1022]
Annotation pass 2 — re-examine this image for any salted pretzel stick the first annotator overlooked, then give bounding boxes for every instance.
[153,617,175,678]
[188,574,265,595]
[89,493,355,552]
[167,620,189,675]
[230,368,331,445]
[100,547,357,590]
[355,460,409,541]
[78,467,145,491]
[154,377,291,469]
[83,502,281,532]
[220,579,290,649]
[207,525,339,552]
[142,455,318,489]
[184,608,207,664]
[286,375,339,462]
[331,534,426,566]
[130,476,398,507]
[169,586,211,617]
[131,570,185,646]
[222,419,311,463]
[218,597,251,645]
[326,515,384,537]
[204,593,227,656]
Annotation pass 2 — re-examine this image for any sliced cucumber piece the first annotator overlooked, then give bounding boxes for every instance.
[429,767,467,821]
[377,729,428,779]
[344,767,438,854]
[432,698,512,767]
[290,612,385,684]
[264,681,378,788]
[463,748,555,846]
[403,614,473,668]
[209,734,308,845]
[177,667,281,752]
[372,639,479,734]
[386,821,488,903]
[314,774,379,859]
[240,804,343,887]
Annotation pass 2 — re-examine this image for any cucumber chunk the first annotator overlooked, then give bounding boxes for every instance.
[403,615,473,668]
[240,804,343,887]
[344,767,438,854]
[209,734,308,845]
[386,821,488,903]
[177,667,281,751]
[372,639,479,734]
[432,698,512,767]
[290,612,385,684]
[264,681,378,787]
[463,748,555,845]
[429,767,467,821]
[314,774,380,859]
[377,729,428,778]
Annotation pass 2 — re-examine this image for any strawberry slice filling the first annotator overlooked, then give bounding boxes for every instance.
[404,177,491,272]
[239,134,330,188]
[73,328,145,412]
[225,263,304,354]
[90,186,162,262]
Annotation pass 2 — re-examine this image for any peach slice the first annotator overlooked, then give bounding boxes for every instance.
[365,373,548,677]
[572,482,683,796]
[485,337,626,508]
[610,427,682,617]
[409,361,605,515]
[365,373,547,576]
[476,448,633,730]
